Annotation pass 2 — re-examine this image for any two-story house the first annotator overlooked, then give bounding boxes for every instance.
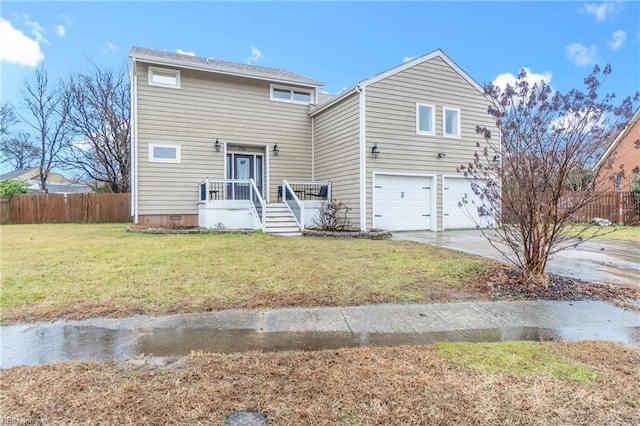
[129,46,498,235]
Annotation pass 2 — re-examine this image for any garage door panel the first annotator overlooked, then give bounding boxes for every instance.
[374,175,432,231]
[443,177,485,230]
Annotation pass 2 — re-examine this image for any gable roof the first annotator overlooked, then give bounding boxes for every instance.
[310,49,485,116]
[595,108,640,170]
[0,167,38,180]
[129,46,323,88]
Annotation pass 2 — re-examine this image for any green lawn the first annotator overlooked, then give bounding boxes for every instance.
[567,224,640,241]
[0,224,494,323]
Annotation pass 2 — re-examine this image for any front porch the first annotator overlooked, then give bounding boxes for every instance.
[198,179,331,235]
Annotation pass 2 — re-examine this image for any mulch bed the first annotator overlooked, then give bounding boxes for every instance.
[477,266,640,308]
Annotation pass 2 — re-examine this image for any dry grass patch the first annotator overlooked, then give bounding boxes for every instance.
[1,224,494,323]
[1,341,638,424]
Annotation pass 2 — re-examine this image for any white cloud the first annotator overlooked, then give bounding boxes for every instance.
[492,67,553,92]
[24,15,48,44]
[402,56,416,63]
[608,30,626,50]
[103,42,116,53]
[176,49,195,56]
[584,1,620,22]
[565,43,598,66]
[0,18,44,67]
[55,25,65,38]
[246,46,263,65]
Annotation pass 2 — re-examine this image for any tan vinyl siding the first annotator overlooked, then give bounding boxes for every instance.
[135,61,312,216]
[365,56,498,230]
[313,92,361,228]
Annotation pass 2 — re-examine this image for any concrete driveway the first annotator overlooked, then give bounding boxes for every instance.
[394,230,640,288]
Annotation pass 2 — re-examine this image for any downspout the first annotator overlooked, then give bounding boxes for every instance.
[357,84,366,231]
[130,57,139,224]
[311,115,315,182]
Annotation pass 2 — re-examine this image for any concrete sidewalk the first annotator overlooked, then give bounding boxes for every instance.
[2,300,639,368]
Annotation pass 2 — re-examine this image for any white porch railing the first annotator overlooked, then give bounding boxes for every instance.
[281,180,332,229]
[282,180,303,229]
[198,178,265,228]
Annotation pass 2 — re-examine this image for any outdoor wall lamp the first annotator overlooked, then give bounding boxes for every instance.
[493,154,501,165]
[214,138,221,152]
[272,143,279,156]
[437,152,446,158]
[371,143,380,158]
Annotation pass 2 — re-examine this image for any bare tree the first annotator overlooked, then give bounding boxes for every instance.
[0,104,40,170]
[0,103,18,136]
[1,133,40,170]
[63,63,130,192]
[459,65,639,285]
[17,66,72,190]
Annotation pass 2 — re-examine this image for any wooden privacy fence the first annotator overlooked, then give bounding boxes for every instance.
[0,193,131,224]
[560,191,640,225]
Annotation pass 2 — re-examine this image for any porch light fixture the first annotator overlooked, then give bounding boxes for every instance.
[437,152,446,158]
[214,138,221,152]
[371,143,380,158]
[493,154,501,165]
[272,143,279,156]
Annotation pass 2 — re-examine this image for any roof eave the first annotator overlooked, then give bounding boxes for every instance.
[595,108,640,170]
[310,48,489,117]
[129,53,323,89]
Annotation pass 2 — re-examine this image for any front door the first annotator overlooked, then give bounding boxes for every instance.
[227,153,263,200]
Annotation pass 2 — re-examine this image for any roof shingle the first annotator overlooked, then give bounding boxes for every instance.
[129,46,323,87]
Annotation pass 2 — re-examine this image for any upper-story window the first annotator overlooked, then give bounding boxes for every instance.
[443,107,461,138]
[270,85,313,104]
[148,66,181,89]
[416,103,435,135]
[149,144,181,163]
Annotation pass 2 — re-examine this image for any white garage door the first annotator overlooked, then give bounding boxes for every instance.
[374,175,432,231]
[443,177,483,229]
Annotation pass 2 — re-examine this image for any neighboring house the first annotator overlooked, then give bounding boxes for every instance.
[129,46,499,234]
[595,109,640,192]
[0,167,93,194]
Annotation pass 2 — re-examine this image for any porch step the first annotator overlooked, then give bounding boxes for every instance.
[263,203,302,237]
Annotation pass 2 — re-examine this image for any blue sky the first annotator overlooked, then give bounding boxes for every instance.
[1,1,639,114]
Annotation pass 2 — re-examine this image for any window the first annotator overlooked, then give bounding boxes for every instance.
[443,107,461,138]
[416,103,435,135]
[148,66,181,89]
[270,85,313,104]
[149,144,181,163]
[615,172,623,191]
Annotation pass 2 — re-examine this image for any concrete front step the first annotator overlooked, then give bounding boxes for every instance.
[264,203,301,237]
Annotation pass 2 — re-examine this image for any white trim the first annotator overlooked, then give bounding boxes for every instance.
[372,171,437,232]
[416,102,436,136]
[148,66,181,89]
[364,49,484,93]
[270,84,314,105]
[358,86,367,231]
[149,144,181,163]
[442,106,461,139]
[310,49,486,118]
[265,146,270,203]
[131,53,323,89]
[311,116,315,181]
[131,58,139,223]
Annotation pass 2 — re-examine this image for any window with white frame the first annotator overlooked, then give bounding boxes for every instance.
[148,66,181,89]
[416,103,435,135]
[149,144,181,163]
[443,107,461,138]
[270,85,313,104]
